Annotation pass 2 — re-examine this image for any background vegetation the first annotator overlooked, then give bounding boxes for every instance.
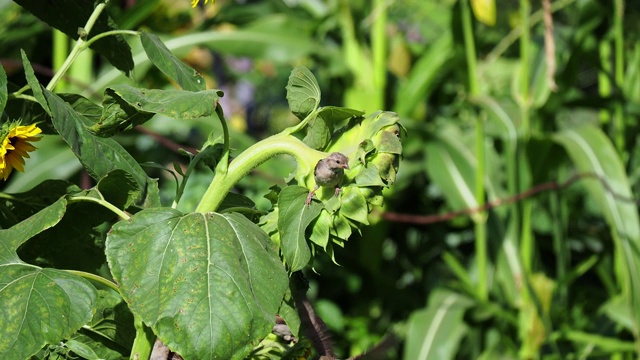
[2,0,640,358]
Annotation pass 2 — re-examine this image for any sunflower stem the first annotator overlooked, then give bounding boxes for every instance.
[195,134,325,213]
[45,1,108,91]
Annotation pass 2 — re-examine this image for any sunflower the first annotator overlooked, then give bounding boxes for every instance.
[0,122,42,181]
[191,0,214,7]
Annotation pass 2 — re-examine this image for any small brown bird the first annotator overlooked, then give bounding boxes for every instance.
[306,152,349,205]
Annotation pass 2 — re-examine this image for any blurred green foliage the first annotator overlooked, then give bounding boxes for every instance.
[2,0,640,358]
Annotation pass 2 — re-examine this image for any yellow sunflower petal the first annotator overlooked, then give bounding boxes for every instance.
[7,153,25,172]
[0,123,42,180]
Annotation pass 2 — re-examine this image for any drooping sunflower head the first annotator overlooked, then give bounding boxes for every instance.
[0,121,42,181]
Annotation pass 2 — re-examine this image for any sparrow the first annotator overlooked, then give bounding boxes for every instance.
[306,152,349,205]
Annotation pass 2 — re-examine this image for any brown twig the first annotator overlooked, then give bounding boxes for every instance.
[382,172,637,225]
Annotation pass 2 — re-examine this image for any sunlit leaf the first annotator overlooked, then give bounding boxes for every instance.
[286,66,321,121]
[278,186,323,272]
[470,0,496,26]
[424,132,480,221]
[106,209,288,359]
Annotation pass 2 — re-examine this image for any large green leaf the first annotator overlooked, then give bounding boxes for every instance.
[91,85,222,136]
[278,186,323,272]
[0,198,97,359]
[106,209,288,359]
[14,0,134,75]
[553,124,640,335]
[286,66,321,121]
[42,88,150,195]
[404,289,472,360]
[140,31,205,92]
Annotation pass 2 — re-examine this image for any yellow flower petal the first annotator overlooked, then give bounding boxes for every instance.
[0,123,42,180]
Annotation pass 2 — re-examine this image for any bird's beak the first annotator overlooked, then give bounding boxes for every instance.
[343,163,349,169]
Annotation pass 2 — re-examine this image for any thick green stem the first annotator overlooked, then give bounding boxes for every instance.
[461,0,487,301]
[195,134,325,213]
[130,317,155,360]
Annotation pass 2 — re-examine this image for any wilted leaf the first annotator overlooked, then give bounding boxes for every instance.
[106,209,288,359]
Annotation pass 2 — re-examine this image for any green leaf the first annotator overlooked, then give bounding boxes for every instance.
[96,169,141,210]
[69,289,135,360]
[14,0,134,75]
[339,187,369,225]
[553,124,640,335]
[424,132,480,221]
[0,179,78,228]
[219,192,256,212]
[394,34,453,117]
[404,289,472,360]
[43,88,150,196]
[303,107,365,150]
[354,164,386,187]
[0,59,6,114]
[140,31,206,92]
[106,209,288,359]
[91,85,222,136]
[317,106,365,124]
[286,66,321,121]
[309,210,331,249]
[20,49,49,115]
[0,198,97,360]
[278,186,323,272]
